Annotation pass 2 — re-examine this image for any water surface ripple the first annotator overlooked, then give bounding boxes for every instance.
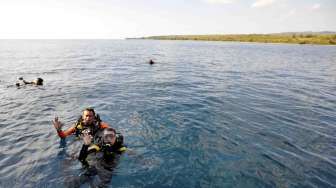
[0,40,335,187]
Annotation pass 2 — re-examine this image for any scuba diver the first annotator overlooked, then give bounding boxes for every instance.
[53,108,110,139]
[16,77,43,87]
[78,127,126,166]
[66,128,126,187]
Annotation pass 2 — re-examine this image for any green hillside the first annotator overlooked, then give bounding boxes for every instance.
[135,33,336,45]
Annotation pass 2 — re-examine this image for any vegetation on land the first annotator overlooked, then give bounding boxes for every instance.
[133,33,336,45]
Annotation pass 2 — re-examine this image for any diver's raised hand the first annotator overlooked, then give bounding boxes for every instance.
[53,117,63,131]
[82,131,93,145]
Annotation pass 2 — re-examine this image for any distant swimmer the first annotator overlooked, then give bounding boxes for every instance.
[149,59,155,65]
[16,77,43,87]
[52,107,110,139]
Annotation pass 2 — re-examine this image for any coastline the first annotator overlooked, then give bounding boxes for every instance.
[128,33,336,45]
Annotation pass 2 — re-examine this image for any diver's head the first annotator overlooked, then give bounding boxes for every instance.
[36,78,43,85]
[103,128,117,145]
[102,128,124,157]
[33,78,43,85]
[82,108,96,126]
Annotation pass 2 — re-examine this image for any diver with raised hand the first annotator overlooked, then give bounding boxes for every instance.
[66,128,126,187]
[78,127,126,166]
[53,108,110,139]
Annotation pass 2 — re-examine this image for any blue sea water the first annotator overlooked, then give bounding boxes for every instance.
[0,39,335,188]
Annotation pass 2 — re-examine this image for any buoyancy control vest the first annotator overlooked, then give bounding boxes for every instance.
[74,114,102,137]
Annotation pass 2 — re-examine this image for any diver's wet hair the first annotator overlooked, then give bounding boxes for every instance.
[36,78,43,85]
[104,128,116,136]
[83,107,96,116]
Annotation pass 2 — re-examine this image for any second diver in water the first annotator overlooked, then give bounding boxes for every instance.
[65,128,126,187]
[78,127,127,166]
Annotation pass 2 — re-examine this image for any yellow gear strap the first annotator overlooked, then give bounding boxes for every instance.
[118,146,127,152]
[88,144,101,152]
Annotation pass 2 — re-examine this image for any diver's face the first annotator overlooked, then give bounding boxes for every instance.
[82,110,95,125]
[104,132,116,145]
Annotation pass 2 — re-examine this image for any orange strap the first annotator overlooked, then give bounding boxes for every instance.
[57,126,76,138]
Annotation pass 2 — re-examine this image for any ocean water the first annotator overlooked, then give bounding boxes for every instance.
[0,39,335,188]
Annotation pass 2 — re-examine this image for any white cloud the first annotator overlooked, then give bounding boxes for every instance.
[202,0,235,4]
[311,3,321,10]
[251,0,275,8]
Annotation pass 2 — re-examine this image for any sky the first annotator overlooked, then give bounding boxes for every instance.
[0,0,335,39]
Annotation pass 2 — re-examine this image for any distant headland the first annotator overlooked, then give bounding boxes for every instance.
[127,31,336,45]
